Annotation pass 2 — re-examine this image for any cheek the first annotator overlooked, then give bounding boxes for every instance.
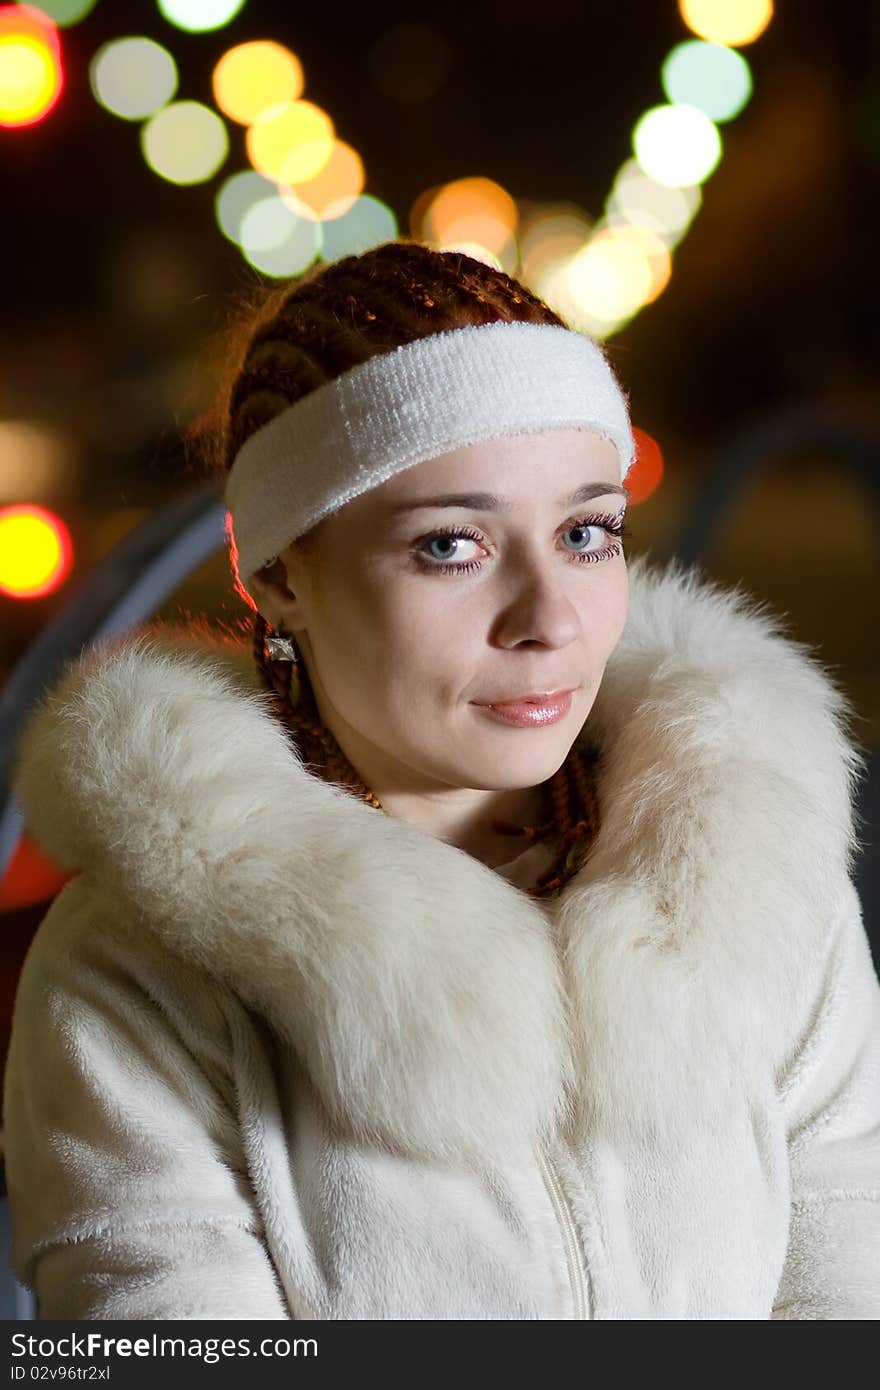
[578,564,628,662]
[603,566,629,650]
[372,585,476,700]
[309,575,465,700]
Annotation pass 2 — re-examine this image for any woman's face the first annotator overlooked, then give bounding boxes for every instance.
[253,427,629,834]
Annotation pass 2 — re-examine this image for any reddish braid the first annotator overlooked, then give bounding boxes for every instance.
[205,238,601,899]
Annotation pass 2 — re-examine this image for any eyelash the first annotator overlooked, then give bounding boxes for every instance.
[413,512,629,575]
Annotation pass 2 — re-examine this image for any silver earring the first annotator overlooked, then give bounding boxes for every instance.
[266,627,297,663]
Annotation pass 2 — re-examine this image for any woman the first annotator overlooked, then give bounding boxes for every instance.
[4,240,879,1319]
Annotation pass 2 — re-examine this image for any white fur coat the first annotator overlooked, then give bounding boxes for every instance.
[4,554,880,1319]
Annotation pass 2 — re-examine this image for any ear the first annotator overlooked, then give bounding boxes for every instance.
[248,557,304,632]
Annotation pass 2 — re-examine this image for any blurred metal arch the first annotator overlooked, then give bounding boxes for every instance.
[658,402,880,568]
[0,480,226,883]
[650,401,880,952]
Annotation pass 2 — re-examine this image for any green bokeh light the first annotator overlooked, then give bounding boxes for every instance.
[661,40,752,124]
[156,0,247,34]
[319,195,398,260]
[215,169,277,243]
[239,194,322,277]
[16,0,98,25]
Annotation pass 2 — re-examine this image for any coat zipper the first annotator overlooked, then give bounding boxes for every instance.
[536,1142,590,1319]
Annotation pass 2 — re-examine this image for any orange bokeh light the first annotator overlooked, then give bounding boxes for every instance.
[213,39,304,126]
[0,503,73,597]
[423,177,518,257]
[279,138,364,221]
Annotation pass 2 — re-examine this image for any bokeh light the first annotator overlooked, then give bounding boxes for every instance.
[91,36,178,122]
[633,103,722,186]
[213,40,303,125]
[279,139,364,221]
[662,39,752,122]
[239,193,322,277]
[0,419,81,503]
[141,99,229,184]
[518,205,593,287]
[0,503,73,599]
[607,158,701,246]
[0,5,62,127]
[408,182,443,239]
[678,0,773,47]
[528,217,674,341]
[215,168,277,243]
[246,99,335,184]
[626,426,664,506]
[534,252,630,341]
[422,176,518,258]
[0,829,72,913]
[16,0,96,23]
[318,194,398,260]
[156,0,246,33]
[569,223,672,321]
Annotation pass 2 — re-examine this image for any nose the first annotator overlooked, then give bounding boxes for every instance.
[491,551,583,651]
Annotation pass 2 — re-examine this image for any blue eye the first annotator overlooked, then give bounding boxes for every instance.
[425,532,481,564]
[414,513,628,575]
[562,522,603,553]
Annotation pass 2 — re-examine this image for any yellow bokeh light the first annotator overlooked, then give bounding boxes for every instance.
[212,40,303,126]
[246,99,335,184]
[678,0,773,47]
[0,32,61,125]
[422,177,518,257]
[0,508,64,594]
[279,139,364,221]
[534,255,633,341]
[567,223,671,323]
[141,99,229,184]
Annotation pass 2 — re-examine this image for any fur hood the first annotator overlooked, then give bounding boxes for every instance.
[10,554,867,1166]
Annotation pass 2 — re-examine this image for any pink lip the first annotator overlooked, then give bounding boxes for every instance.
[474,690,574,727]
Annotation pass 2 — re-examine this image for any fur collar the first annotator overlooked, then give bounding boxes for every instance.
[11,555,865,1163]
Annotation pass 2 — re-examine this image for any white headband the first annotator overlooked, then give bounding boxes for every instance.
[225,319,636,604]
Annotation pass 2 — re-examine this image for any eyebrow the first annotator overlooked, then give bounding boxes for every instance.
[388,482,630,514]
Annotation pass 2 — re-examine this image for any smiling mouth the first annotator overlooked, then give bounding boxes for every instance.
[476,688,574,706]
[471,690,575,727]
